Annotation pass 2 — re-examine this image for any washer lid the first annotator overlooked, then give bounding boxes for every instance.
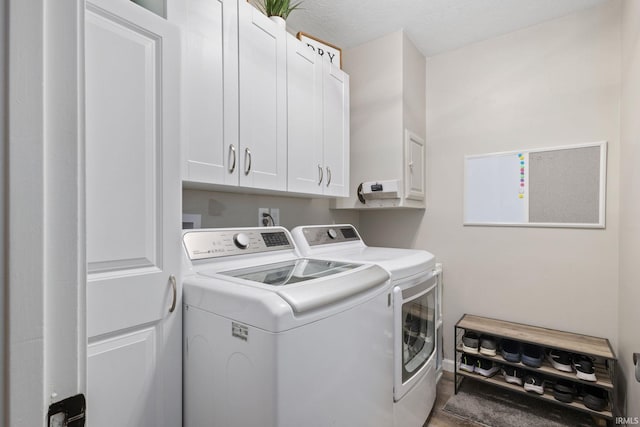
[276,264,389,313]
[199,260,390,314]
[218,258,361,286]
[298,246,435,281]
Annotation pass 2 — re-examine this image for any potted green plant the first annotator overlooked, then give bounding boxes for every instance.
[257,0,303,27]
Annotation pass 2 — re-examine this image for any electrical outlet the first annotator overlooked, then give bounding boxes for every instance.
[258,208,269,227]
[258,208,280,227]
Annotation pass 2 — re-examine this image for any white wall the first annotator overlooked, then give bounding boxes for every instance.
[183,189,359,229]
[1,1,5,423]
[360,1,621,365]
[619,0,640,417]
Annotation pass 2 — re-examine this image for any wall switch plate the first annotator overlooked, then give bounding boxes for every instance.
[270,208,280,226]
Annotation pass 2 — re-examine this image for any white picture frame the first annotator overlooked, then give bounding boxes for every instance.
[463,141,607,228]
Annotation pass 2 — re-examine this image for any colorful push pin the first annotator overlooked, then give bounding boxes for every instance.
[519,194,524,199]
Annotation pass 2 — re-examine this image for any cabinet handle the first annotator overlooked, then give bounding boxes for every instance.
[244,148,252,175]
[168,275,177,314]
[326,166,332,187]
[318,164,323,185]
[228,144,237,173]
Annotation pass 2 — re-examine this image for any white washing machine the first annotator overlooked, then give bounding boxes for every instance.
[182,227,394,427]
[291,224,442,427]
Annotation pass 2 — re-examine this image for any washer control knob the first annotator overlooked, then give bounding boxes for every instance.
[327,229,338,239]
[233,233,250,249]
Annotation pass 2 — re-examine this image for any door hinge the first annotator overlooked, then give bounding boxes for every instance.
[48,394,86,427]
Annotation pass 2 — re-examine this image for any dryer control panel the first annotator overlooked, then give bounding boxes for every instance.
[183,227,293,260]
[302,225,362,246]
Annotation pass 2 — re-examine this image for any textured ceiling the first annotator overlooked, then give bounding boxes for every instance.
[286,0,608,57]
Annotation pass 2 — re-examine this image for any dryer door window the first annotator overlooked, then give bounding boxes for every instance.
[402,286,435,382]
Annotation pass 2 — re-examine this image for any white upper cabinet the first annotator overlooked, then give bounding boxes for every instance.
[172,0,348,196]
[174,0,239,186]
[287,35,350,197]
[238,3,287,191]
[322,61,350,197]
[175,0,287,192]
[287,35,323,194]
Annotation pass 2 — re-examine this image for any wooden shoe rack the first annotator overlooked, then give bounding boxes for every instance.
[454,314,618,423]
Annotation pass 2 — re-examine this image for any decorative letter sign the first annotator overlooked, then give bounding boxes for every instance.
[297,32,342,69]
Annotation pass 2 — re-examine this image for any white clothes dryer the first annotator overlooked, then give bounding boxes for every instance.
[182,227,394,427]
[291,224,442,427]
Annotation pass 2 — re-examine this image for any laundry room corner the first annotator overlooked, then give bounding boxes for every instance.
[358,0,622,371]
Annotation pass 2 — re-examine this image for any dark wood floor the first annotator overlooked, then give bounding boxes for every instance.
[424,371,486,427]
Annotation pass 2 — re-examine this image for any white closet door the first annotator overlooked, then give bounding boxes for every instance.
[238,2,287,191]
[85,1,181,426]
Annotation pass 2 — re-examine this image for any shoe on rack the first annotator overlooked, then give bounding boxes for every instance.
[479,335,497,356]
[523,374,545,395]
[553,380,577,403]
[459,354,478,373]
[522,344,544,368]
[547,349,573,372]
[573,355,597,382]
[462,332,480,354]
[475,359,500,377]
[500,339,522,363]
[582,385,607,411]
[501,366,525,386]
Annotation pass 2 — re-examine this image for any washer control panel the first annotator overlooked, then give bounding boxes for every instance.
[302,225,361,246]
[183,228,293,260]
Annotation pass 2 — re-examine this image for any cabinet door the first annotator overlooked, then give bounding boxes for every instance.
[323,63,350,197]
[181,0,239,186]
[85,2,181,426]
[287,35,323,194]
[238,2,287,190]
[404,130,425,201]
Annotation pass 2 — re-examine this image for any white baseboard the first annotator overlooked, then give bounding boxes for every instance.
[442,358,455,373]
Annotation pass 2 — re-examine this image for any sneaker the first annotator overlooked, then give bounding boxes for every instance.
[582,385,607,411]
[522,344,544,368]
[479,335,497,356]
[475,359,500,377]
[553,380,577,403]
[501,366,525,386]
[459,354,478,373]
[547,349,573,372]
[573,355,597,382]
[500,339,522,363]
[523,374,545,394]
[462,332,480,354]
